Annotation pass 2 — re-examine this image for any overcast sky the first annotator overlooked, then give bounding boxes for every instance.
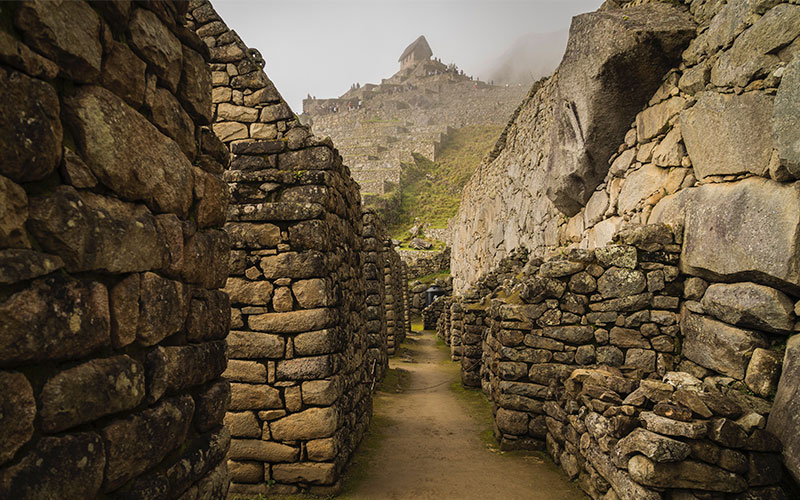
[213,0,604,111]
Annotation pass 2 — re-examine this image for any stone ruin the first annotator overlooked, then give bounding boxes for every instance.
[0,0,410,498]
[441,0,800,497]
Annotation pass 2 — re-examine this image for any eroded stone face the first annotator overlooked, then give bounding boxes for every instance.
[0,371,35,466]
[545,3,696,215]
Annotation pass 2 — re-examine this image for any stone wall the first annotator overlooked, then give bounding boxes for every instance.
[444,224,797,497]
[386,250,409,355]
[0,1,231,498]
[187,1,408,495]
[398,247,451,281]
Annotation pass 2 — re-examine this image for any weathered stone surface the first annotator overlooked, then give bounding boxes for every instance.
[0,68,62,183]
[615,428,690,463]
[595,245,636,269]
[496,407,529,435]
[259,251,326,279]
[302,379,341,406]
[542,325,594,344]
[639,411,708,439]
[701,282,795,333]
[294,329,340,356]
[711,4,800,88]
[272,463,336,485]
[637,97,687,144]
[0,249,63,285]
[137,272,188,346]
[545,4,695,215]
[193,379,230,432]
[271,407,338,440]
[147,86,196,161]
[598,267,646,299]
[224,278,273,305]
[226,223,281,248]
[186,289,230,342]
[249,308,335,334]
[165,427,230,497]
[767,333,800,485]
[293,279,332,308]
[101,395,194,491]
[618,164,669,214]
[0,30,59,80]
[585,443,661,500]
[0,371,35,465]
[27,187,168,273]
[14,0,102,82]
[229,383,281,411]
[0,175,28,249]
[539,260,585,278]
[101,40,147,108]
[128,8,182,92]
[678,178,800,293]
[681,308,769,380]
[681,92,774,179]
[147,342,227,402]
[182,229,230,289]
[228,330,284,359]
[628,455,747,493]
[774,56,800,179]
[307,438,338,461]
[40,355,145,433]
[229,439,298,463]
[0,432,105,499]
[179,46,212,124]
[276,355,333,380]
[0,275,109,365]
[224,411,261,438]
[62,85,193,217]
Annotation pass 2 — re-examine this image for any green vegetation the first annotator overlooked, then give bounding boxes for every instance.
[386,125,503,239]
[413,270,451,285]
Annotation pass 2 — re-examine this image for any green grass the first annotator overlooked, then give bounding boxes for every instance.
[412,270,451,285]
[385,125,503,238]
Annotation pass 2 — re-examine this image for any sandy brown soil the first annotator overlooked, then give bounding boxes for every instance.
[339,329,586,500]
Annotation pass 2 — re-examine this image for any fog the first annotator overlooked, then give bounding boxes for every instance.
[212,0,604,111]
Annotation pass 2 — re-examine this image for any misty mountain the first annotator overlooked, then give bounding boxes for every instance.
[480,29,569,85]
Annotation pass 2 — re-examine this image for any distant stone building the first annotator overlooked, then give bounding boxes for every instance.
[399,35,433,70]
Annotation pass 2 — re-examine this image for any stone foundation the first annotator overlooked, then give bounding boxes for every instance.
[0,1,230,498]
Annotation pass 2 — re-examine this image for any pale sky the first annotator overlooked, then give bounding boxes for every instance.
[213,0,604,111]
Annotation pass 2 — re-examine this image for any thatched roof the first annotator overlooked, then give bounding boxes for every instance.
[398,35,433,63]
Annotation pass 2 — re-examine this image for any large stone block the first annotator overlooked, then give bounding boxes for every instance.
[0,275,109,366]
[617,164,670,214]
[228,439,298,463]
[0,175,28,249]
[226,223,281,249]
[101,395,194,492]
[0,432,105,499]
[228,330,284,359]
[62,85,193,218]
[774,55,800,179]
[679,178,800,293]
[0,371,35,465]
[224,277,274,305]
[628,455,747,493]
[544,3,695,215]
[193,379,231,433]
[597,267,647,299]
[137,272,188,346]
[272,462,336,485]
[101,40,147,108]
[182,229,230,289]
[0,68,62,183]
[40,355,145,433]
[14,0,102,82]
[701,282,795,334]
[681,92,774,180]
[681,309,769,380]
[179,46,212,124]
[767,333,800,485]
[229,382,281,411]
[0,249,63,285]
[146,341,227,402]
[249,308,336,334]
[27,187,168,273]
[270,407,338,441]
[128,8,182,92]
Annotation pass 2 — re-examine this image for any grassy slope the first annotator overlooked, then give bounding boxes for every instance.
[386,125,503,239]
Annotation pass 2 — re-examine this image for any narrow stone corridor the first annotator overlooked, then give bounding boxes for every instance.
[340,328,585,500]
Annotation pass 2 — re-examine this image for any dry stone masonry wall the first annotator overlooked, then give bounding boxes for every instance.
[443,225,796,498]
[187,1,408,495]
[0,1,231,498]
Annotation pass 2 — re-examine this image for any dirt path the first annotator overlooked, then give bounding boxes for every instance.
[339,329,586,500]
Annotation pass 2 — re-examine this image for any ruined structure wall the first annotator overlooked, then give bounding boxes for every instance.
[0,1,231,498]
[188,1,408,494]
[385,251,408,354]
[447,225,796,498]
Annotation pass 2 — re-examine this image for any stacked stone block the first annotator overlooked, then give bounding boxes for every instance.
[363,210,389,384]
[385,250,407,354]
[422,295,448,330]
[409,275,453,319]
[435,297,453,342]
[0,1,231,498]
[449,301,465,361]
[461,300,489,388]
